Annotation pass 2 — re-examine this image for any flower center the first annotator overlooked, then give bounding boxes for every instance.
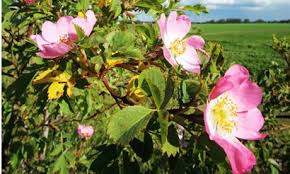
[210,93,238,134]
[59,34,73,46]
[170,39,186,56]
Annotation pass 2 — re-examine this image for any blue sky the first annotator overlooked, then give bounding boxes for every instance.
[138,0,290,22]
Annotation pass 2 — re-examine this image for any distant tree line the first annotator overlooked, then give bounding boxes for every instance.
[200,18,290,24]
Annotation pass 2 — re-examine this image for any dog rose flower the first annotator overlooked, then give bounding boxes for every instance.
[31,10,96,59]
[204,64,267,174]
[77,125,94,139]
[158,11,205,74]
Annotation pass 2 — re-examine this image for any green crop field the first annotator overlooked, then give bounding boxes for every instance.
[196,23,290,75]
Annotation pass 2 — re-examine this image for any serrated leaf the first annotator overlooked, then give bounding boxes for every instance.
[52,153,69,174]
[139,67,166,109]
[161,124,180,157]
[108,106,153,144]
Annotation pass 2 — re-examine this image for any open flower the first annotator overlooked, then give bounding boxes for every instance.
[77,125,94,139]
[72,10,97,36]
[31,10,96,59]
[158,11,205,74]
[204,64,267,174]
[31,16,77,59]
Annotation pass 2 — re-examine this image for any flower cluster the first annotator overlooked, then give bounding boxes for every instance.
[158,12,267,174]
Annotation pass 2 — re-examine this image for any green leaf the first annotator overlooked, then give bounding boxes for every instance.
[59,99,74,116]
[50,144,63,157]
[181,79,200,103]
[74,24,85,41]
[136,0,162,11]
[79,32,105,48]
[110,0,122,18]
[160,77,174,109]
[129,132,153,162]
[180,4,208,15]
[107,106,153,144]
[76,0,90,11]
[139,67,166,109]
[52,153,69,174]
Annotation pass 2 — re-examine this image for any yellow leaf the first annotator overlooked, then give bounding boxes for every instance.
[51,71,71,82]
[48,82,65,100]
[66,81,75,97]
[33,65,59,84]
[106,59,124,68]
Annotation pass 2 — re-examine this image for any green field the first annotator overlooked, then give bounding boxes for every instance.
[196,23,290,74]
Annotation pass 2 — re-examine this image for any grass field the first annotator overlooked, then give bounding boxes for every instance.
[196,23,290,75]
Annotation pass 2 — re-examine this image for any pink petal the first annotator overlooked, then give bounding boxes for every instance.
[41,21,59,43]
[30,34,49,50]
[224,64,249,87]
[234,108,267,140]
[214,136,256,174]
[209,77,234,100]
[162,47,178,66]
[36,43,71,59]
[72,10,96,36]
[175,44,200,73]
[204,104,214,138]
[158,13,167,40]
[228,80,262,112]
[56,16,77,41]
[186,35,205,49]
[166,11,191,42]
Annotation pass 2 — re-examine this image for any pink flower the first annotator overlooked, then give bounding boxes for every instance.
[77,125,94,139]
[31,10,96,59]
[204,64,267,174]
[72,10,97,36]
[157,11,205,74]
[24,0,36,5]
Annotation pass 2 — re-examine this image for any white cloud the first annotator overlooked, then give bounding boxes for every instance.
[181,0,290,10]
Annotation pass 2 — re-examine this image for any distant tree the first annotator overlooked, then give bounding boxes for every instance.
[244,19,250,23]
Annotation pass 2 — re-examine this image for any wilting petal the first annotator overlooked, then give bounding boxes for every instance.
[228,80,262,112]
[72,10,96,36]
[162,47,178,66]
[186,35,205,49]
[166,11,191,43]
[41,21,59,43]
[30,34,50,50]
[37,43,71,59]
[157,13,167,40]
[175,44,200,73]
[214,136,256,174]
[234,108,267,140]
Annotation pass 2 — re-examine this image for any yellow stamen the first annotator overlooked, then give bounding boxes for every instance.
[170,39,186,56]
[212,94,238,133]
